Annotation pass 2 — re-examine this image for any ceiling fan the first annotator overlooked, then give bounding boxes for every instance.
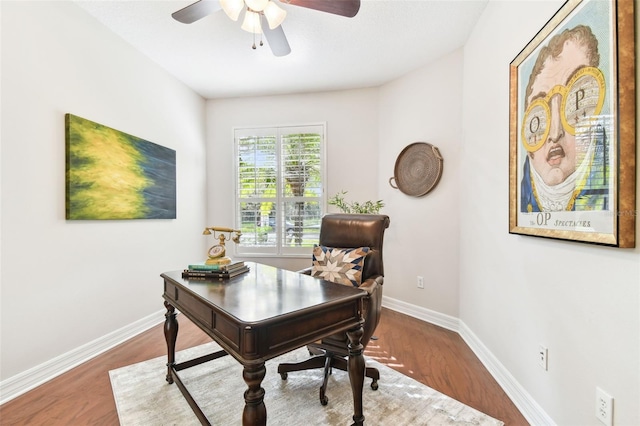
[172,0,361,57]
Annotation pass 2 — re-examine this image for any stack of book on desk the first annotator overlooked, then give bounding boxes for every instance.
[182,261,250,280]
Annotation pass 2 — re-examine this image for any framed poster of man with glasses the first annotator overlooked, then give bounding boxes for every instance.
[509,0,636,247]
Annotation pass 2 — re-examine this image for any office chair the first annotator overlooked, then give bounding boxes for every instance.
[277,213,390,405]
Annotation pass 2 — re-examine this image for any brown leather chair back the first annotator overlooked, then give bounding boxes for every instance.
[318,213,390,280]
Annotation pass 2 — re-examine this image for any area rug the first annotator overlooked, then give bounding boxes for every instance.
[110,342,504,425]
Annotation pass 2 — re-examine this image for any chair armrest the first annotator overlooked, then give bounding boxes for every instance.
[359,274,384,345]
[359,275,383,296]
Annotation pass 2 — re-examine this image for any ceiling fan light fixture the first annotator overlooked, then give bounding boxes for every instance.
[173,0,361,57]
[245,0,269,12]
[241,10,262,34]
[220,0,244,21]
[263,1,286,29]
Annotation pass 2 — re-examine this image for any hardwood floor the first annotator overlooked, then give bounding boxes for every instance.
[369,309,528,425]
[0,307,528,425]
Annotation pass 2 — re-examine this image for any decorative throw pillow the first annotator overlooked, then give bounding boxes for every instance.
[311,245,370,287]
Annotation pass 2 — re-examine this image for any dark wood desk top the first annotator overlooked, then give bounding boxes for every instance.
[162,263,364,323]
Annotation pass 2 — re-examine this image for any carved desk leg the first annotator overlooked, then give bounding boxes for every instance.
[242,363,267,426]
[164,300,178,384]
[347,323,365,426]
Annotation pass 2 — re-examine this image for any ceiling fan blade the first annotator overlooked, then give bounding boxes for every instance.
[172,0,222,24]
[261,16,291,57]
[283,0,360,18]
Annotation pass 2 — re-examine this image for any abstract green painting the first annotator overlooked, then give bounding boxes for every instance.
[65,114,177,220]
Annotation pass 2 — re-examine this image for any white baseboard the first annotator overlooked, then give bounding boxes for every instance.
[381,296,554,425]
[382,295,460,332]
[458,321,556,426]
[0,309,165,405]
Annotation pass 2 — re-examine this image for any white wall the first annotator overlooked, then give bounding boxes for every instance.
[460,1,640,425]
[2,1,639,424]
[377,50,463,318]
[0,1,207,382]
[206,89,380,271]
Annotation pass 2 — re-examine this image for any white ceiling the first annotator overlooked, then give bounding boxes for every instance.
[75,0,488,99]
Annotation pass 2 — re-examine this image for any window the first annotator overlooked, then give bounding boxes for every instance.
[234,124,325,256]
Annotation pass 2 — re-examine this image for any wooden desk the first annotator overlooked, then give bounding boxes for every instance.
[161,263,367,426]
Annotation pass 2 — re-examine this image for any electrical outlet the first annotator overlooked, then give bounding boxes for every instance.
[537,345,548,370]
[595,387,613,426]
[417,276,424,289]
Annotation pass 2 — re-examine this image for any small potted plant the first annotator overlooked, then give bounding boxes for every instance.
[328,191,384,214]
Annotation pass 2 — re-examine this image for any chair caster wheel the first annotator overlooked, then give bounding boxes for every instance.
[280,372,288,380]
[320,394,328,406]
[371,380,378,390]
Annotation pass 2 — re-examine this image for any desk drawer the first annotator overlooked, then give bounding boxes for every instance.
[265,302,360,354]
[164,279,242,353]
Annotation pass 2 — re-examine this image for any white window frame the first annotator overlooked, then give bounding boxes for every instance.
[232,123,326,257]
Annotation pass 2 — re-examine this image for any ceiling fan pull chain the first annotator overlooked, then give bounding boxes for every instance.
[251,26,264,50]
